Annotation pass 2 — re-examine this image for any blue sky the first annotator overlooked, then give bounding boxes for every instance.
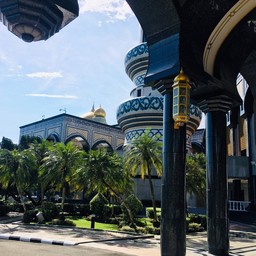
[0,0,141,143]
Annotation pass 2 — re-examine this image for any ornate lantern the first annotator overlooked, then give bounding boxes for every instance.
[0,0,79,42]
[172,68,191,129]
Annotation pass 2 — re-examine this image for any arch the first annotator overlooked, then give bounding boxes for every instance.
[92,140,113,151]
[116,145,123,151]
[203,0,256,75]
[65,135,90,152]
[244,87,254,117]
[47,133,60,142]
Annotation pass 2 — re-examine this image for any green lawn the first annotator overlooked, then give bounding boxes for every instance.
[67,216,119,231]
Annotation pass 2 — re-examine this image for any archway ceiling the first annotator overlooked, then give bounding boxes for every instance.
[127,0,256,105]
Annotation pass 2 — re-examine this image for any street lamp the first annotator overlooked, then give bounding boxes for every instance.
[172,68,191,129]
[0,0,79,42]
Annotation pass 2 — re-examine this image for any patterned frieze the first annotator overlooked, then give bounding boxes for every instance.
[20,114,124,151]
[125,128,163,144]
[66,126,89,141]
[125,43,149,85]
[117,96,164,118]
[47,125,62,140]
[93,132,112,145]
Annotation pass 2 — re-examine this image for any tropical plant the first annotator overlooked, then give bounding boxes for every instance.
[29,139,53,204]
[124,131,162,221]
[19,135,42,151]
[0,149,37,211]
[0,137,17,150]
[75,149,135,224]
[186,153,206,205]
[40,142,84,211]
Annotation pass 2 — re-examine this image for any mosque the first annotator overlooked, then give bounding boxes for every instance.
[19,33,205,207]
[19,105,124,153]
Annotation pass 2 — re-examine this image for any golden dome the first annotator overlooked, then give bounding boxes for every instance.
[94,106,106,118]
[81,111,94,119]
[81,105,95,119]
[173,67,190,83]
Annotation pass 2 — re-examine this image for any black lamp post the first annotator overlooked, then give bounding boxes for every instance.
[160,68,190,256]
[0,0,79,42]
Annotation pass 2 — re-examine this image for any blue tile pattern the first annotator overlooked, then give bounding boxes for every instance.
[117,97,163,118]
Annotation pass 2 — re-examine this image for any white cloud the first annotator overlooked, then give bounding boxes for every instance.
[26,72,63,79]
[78,0,133,21]
[25,94,77,99]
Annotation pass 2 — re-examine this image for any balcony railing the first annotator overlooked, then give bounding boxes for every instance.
[228,200,250,211]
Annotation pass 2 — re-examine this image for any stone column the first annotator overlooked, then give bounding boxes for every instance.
[159,81,186,256]
[205,110,229,255]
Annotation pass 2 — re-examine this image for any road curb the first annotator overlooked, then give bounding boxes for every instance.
[75,234,155,245]
[0,234,75,246]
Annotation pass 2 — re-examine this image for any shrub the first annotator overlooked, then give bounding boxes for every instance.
[63,203,77,214]
[78,204,91,216]
[135,218,147,227]
[77,204,91,216]
[189,214,207,230]
[146,208,155,219]
[41,202,60,222]
[112,204,122,216]
[89,193,109,220]
[51,218,75,226]
[7,202,20,212]
[187,222,204,233]
[145,226,160,235]
[23,210,37,223]
[121,194,143,224]
[119,225,136,233]
[0,204,10,216]
[102,204,112,219]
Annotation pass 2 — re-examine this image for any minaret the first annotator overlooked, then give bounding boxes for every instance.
[116,31,203,201]
[117,33,202,151]
[117,35,163,146]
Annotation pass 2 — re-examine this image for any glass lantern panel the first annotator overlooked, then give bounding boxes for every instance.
[179,105,186,114]
[173,105,178,115]
[173,97,178,105]
[173,87,178,97]
[179,96,186,104]
[180,87,186,95]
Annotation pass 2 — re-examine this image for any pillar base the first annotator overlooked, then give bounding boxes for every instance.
[208,248,229,256]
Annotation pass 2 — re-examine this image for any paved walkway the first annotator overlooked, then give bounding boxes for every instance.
[0,214,256,255]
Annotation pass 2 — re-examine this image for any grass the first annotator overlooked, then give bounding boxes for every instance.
[67,216,119,231]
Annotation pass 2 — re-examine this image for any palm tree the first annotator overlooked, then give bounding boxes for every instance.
[29,139,53,204]
[40,142,83,211]
[186,153,206,206]
[75,149,135,224]
[0,149,37,211]
[124,131,162,221]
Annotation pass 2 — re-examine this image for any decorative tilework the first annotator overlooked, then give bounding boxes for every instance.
[117,97,163,118]
[47,126,61,138]
[125,43,148,65]
[20,114,124,151]
[33,130,45,138]
[126,129,163,143]
[116,137,125,148]
[67,126,88,140]
[93,132,112,144]
[134,75,145,86]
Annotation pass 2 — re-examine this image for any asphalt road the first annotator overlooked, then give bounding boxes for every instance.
[0,240,133,256]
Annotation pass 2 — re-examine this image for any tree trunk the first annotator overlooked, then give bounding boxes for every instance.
[148,171,157,221]
[61,185,66,212]
[102,180,135,226]
[16,185,26,212]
